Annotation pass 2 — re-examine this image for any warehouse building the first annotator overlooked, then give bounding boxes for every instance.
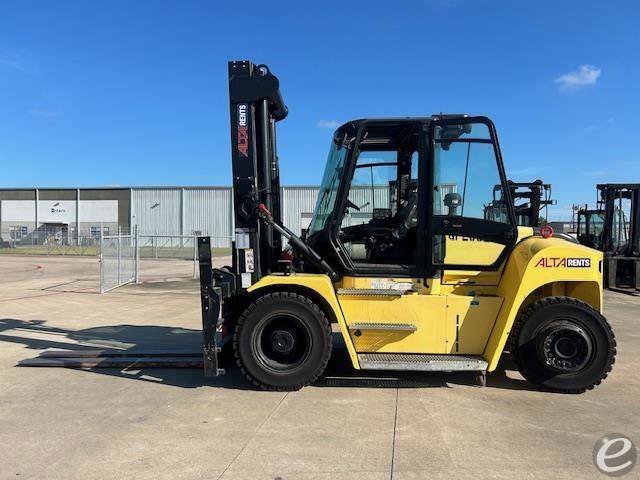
[0,186,322,248]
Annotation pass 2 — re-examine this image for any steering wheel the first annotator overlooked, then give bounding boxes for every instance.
[345,199,361,211]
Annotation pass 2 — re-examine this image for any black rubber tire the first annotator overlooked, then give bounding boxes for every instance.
[509,296,616,393]
[233,291,332,391]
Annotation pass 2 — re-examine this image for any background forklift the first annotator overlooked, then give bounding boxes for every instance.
[578,184,640,292]
[197,60,616,393]
[508,180,554,227]
[577,207,605,250]
[485,180,553,227]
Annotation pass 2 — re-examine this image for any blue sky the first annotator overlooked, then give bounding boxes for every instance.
[1,0,638,220]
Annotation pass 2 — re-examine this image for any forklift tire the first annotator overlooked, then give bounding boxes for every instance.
[510,296,616,394]
[233,291,332,391]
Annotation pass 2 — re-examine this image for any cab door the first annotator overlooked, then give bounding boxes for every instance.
[333,120,449,354]
[427,117,517,354]
[428,117,517,272]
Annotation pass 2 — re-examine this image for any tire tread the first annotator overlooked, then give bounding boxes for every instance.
[233,291,332,391]
[507,296,616,394]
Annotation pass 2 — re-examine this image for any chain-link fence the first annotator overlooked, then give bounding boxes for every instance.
[100,229,137,293]
[99,232,231,293]
[137,234,199,281]
[138,234,198,260]
[0,226,101,256]
[0,226,232,259]
[0,224,231,292]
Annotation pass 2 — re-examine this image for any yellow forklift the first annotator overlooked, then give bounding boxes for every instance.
[197,61,616,393]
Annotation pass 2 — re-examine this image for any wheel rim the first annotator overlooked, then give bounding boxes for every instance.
[537,320,593,373]
[254,314,312,372]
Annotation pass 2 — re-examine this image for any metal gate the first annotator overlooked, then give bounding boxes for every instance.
[99,230,232,293]
[100,229,137,293]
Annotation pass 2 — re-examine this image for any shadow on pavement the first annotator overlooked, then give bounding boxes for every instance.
[2,318,539,392]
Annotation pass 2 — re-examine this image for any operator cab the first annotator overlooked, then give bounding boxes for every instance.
[577,209,605,249]
[306,116,517,277]
[336,122,420,265]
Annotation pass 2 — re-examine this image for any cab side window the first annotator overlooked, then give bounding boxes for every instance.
[433,123,509,223]
[432,122,513,267]
[338,124,421,266]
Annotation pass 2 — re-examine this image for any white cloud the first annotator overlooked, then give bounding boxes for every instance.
[580,169,607,176]
[29,108,62,119]
[317,120,341,129]
[555,65,601,90]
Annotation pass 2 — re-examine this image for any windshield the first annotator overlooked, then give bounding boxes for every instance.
[589,212,605,236]
[612,208,629,250]
[307,138,348,235]
[577,212,587,235]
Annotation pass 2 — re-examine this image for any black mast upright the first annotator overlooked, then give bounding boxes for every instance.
[227,61,288,288]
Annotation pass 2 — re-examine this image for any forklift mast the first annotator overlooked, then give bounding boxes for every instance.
[511,180,553,226]
[228,60,288,288]
[598,183,640,257]
[491,180,553,226]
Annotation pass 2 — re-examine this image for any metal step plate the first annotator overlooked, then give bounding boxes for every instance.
[358,353,488,372]
[337,288,407,297]
[349,323,417,332]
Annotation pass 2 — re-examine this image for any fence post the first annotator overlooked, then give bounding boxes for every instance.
[117,226,122,286]
[99,229,104,294]
[193,234,197,279]
[134,225,140,284]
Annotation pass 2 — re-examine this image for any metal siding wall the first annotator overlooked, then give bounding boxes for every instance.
[435,183,457,214]
[279,186,400,235]
[281,186,319,236]
[131,189,181,235]
[129,184,447,247]
[347,186,389,213]
[184,188,232,247]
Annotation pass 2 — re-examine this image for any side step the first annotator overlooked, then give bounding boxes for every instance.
[358,353,488,372]
[349,323,417,332]
[337,288,407,297]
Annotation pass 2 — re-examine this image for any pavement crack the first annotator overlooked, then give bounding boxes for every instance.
[216,391,290,479]
[390,387,399,480]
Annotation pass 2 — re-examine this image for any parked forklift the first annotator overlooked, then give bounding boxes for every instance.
[486,180,554,227]
[509,180,554,227]
[577,207,605,250]
[197,61,616,393]
[577,184,640,291]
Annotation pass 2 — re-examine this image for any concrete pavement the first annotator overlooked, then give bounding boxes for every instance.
[0,255,638,479]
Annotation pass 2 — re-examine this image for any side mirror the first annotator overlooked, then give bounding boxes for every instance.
[439,124,472,150]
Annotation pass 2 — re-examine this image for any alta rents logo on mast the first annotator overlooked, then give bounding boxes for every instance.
[535,257,591,268]
[237,104,249,157]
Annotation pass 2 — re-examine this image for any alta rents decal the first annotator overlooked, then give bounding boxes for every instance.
[535,257,591,268]
[237,104,249,157]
